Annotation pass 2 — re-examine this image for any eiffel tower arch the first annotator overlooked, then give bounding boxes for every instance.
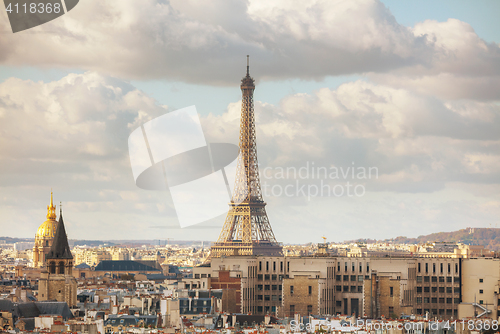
[211,56,283,257]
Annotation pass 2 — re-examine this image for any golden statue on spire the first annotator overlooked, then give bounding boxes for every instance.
[46,190,56,220]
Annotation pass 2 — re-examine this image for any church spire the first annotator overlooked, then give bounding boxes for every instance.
[46,204,73,260]
[46,190,56,220]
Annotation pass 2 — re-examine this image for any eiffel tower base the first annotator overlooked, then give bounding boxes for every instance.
[211,241,283,257]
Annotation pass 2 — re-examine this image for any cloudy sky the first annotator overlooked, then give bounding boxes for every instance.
[0,0,499,244]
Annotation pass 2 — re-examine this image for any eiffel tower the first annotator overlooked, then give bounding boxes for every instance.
[211,56,283,257]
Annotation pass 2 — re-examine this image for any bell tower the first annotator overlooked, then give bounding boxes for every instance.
[38,206,77,306]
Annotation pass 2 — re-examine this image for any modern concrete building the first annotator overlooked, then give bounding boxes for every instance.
[458,257,499,319]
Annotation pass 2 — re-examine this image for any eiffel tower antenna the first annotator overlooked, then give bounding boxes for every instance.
[211,56,282,257]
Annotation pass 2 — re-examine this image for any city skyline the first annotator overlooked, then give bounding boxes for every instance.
[0,1,499,243]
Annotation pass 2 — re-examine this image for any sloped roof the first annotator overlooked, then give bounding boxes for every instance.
[94,260,160,272]
[35,301,74,320]
[15,302,40,318]
[0,299,14,311]
[46,211,73,260]
[75,262,91,269]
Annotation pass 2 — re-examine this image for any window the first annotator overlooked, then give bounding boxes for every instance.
[343,275,349,281]
[343,286,349,292]
[418,263,421,273]
[336,285,341,291]
[439,287,445,293]
[446,287,452,293]
[351,275,356,281]
[264,274,270,280]
[416,297,422,303]
[439,298,445,303]
[264,295,270,301]
[336,275,341,281]
[425,263,428,273]
[416,287,422,293]
[416,276,422,283]
[439,276,445,282]
[257,284,263,291]
[454,298,460,303]
[259,261,262,271]
[309,286,312,295]
[258,274,263,281]
[454,277,460,283]
[338,264,340,272]
[271,274,277,281]
[455,264,458,273]
[358,286,363,292]
[447,277,452,283]
[272,285,277,290]
[440,263,443,273]
[479,278,483,283]
[446,298,452,304]
[264,285,270,290]
[390,287,393,297]
[454,287,460,293]
[431,298,437,303]
[290,305,295,315]
[257,295,263,300]
[424,287,430,293]
[432,276,437,282]
[432,287,437,293]
[480,289,484,294]
[307,305,313,315]
[273,262,276,271]
[350,286,356,292]
[448,263,451,273]
[59,262,65,274]
[266,261,269,271]
[281,262,283,272]
[433,263,436,273]
[336,300,342,307]
[424,276,430,282]
[345,262,348,272]
[352,263,355,271]
[424,297,429,303]
[290,286,294,295]
[389,306,394,314]
[480,300,484,304]
[367,264,369,272]
[359,264,362,272]
[358,275,364,282]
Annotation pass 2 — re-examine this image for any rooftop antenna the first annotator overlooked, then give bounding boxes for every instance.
[246,55,249,76]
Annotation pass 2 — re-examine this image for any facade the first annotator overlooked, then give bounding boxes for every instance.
[32,192,58,268]
[37,209,77,307]
[458,257,499,319]
[206,254,469,319]
[413,258,461,319]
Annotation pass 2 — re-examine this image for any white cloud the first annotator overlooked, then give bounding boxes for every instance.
[2,0,498,97]
[1,72,499,240]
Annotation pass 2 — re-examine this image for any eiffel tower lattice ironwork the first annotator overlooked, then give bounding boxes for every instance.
[211,56,282,257]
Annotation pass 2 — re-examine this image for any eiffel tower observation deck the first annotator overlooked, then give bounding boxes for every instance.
[211,56,283,257]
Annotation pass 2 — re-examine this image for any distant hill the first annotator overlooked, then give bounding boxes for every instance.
[348,228,500,251]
